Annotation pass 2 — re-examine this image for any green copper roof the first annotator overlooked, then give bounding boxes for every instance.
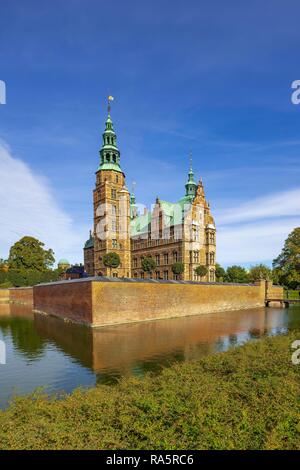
[99,110,123,172]
[130,192,136,205]
[84,233,94,249]
[130,211,151,237]
[130,166,196,237]
[58,258,70,265]
[97,162,123,172]
[185,163,197,198]
[130,198,192,238]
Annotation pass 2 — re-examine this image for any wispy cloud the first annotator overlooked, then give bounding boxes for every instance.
[0,140,88,263]
[216,188,300,225]
[216,188,300,266]
[218,218,300,265]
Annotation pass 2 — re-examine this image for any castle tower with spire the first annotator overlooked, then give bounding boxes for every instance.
[84,101,216,282]
[92,98,131,277]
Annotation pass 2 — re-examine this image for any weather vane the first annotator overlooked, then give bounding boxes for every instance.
[189,150,193,170]
[107,95,114,113]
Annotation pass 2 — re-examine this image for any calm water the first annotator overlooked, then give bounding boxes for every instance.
[0,303,299,409]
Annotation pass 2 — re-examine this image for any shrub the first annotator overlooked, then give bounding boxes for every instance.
[103,252,120,269]
[171,262,184,275]
[194,265,208,278]
[141,257,156,273]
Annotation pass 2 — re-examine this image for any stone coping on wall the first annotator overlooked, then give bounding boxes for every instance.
[34,276,258,288]
[8,286,34,290]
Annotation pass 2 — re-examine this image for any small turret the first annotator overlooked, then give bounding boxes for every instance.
[185,161,197,199]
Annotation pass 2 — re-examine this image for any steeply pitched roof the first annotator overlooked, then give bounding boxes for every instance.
[130,198,193,238]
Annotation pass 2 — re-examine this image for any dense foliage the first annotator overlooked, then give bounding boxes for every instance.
[141,257,156,273]
[171,262,184,275]
[0,269,61,287]
[273,227,300,289]
[194,265,208,278]
[0,332,299,449]
[0,237,59,287]
[215,263,226,281]
[225,265,249,283]
[8,236,55,271]
[103,252,120,269]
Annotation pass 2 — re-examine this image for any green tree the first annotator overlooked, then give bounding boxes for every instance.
[141,257,156,273]
[171,262,184,277]
[215,263,226,282]
[248,264,272,282]
[8,236,55,271]
[226,265,249,283]
[194,265,208,280]
[103,252,120,276]
[273,227,300,288]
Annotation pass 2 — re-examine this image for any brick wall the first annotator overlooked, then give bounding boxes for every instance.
[9,287,33,305]
[0,287,33,305]
[34,278,267,327]
[34,280,92,324]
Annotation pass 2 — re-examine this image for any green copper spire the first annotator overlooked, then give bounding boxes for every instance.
[130,182,138,219]
[99,97,122,172]
[185,157,197,199]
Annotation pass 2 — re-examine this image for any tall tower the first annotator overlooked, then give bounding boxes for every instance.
[93,98,131,277]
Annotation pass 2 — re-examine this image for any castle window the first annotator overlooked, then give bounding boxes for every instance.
[192,225,199,242]
[209,270,215,282]
[112,154,117,163]
[134,272,138,278]
[164,253,168,265]
[111,189,117,199]
[155,254,160,266]
[106,153,110,161]
[111,205,117,216]
[163,270,169,280]
[173,251,178,262]
[112,239,118,248]
[209,252,215,265]
[133,258,138,268]
[155,271,160,279]
[193,251,199,263]
[113,272,118,278]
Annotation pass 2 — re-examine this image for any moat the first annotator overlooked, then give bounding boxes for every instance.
[0,303,299,409]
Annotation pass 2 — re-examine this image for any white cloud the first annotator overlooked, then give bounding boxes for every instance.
[0,140,87,264]
[215,188,300,225]
[216,187,300,265]
[217,218,300,265]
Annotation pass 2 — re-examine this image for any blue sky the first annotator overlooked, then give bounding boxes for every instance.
[0,0,300,266]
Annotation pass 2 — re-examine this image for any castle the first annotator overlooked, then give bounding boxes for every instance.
[83,102,216,282]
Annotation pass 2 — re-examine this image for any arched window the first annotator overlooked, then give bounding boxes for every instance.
[112,153,117,163]
[106,153,110,162]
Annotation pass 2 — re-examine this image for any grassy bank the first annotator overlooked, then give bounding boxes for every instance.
[0,332,300,450]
